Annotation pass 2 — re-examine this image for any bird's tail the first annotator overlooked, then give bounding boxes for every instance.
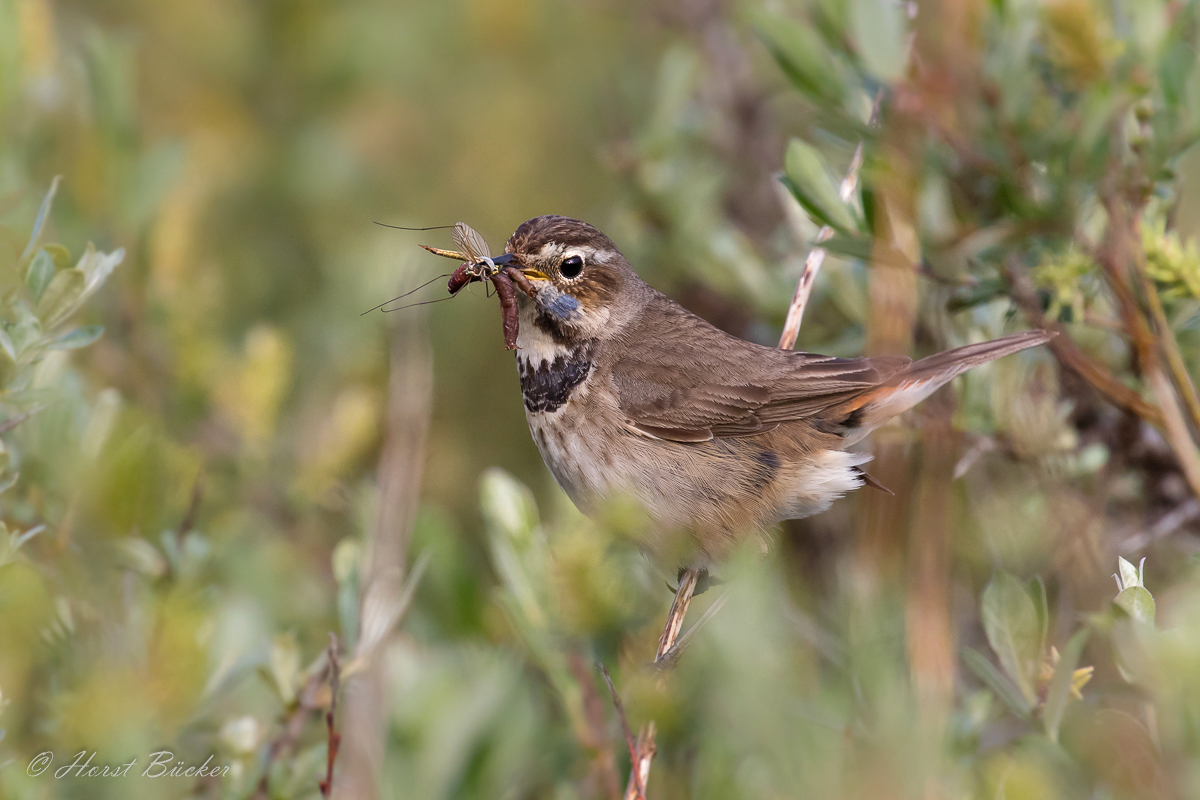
[842,329,1054,444]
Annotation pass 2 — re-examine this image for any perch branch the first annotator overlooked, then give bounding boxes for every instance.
[655,588,730,668]
[655,568,700,663]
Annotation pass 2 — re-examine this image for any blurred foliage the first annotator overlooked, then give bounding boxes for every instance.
[2,0,1200,799]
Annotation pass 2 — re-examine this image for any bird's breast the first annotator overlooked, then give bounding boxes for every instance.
[514,316,596,414]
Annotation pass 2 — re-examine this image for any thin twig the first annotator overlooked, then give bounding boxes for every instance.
[624,724,657,800]
[1121,499,1200,553]
[953,434,999,480]
[599,664,645,800]
[179,473,204,536]
[1094,195,1200,499]
[251,652,334,800]
[570,653,622,800]
[1131,224,1200,438]
[778,97,882,351]
[1006,264,1166,429]
[0,404,47,436]
[319,634,342,799]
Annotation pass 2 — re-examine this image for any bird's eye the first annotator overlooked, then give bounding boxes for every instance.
[559,254,585,279]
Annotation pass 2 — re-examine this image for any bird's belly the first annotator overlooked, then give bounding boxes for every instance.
[525,405,869,560]
[524,405,619,510]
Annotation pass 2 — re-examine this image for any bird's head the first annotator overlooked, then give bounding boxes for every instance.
[491,215,642,344]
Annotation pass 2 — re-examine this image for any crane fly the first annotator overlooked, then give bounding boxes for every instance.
[420,222,536,350]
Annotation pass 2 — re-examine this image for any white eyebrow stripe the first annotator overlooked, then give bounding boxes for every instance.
[562,245,616,264]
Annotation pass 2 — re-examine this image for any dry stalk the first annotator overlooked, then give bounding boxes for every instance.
[1121,498,1200,553]
[336,307,432,799]
[778,140,867,351]
[1095,195,1200,499]
[656,588,730,668]
[655,568,700,663]
[1130,227,1200,437]
[624,724,657,800]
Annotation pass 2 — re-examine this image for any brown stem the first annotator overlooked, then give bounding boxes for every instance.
[1096,195,1200,498]
[319,634,342,798]
[251,653,334,800]
[624,724,657,800]
[569,654,622,800]
[1130,222,1200,438]
[599,664,645,800]
[1006,265,1165,429]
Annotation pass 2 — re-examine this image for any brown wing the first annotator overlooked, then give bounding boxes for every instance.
[613,294,909,443]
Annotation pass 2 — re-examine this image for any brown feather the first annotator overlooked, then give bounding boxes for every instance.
[614,295,1051,445]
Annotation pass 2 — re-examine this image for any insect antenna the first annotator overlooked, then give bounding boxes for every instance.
[373,222,458,231]
[360,272,452,316]
[381,296,458,313]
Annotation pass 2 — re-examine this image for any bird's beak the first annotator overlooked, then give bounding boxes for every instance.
[491,252,550,281]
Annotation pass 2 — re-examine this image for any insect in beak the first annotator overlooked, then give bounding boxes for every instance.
[416,222,535,350]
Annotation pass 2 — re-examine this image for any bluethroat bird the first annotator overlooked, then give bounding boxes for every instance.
[452,215,1051,566]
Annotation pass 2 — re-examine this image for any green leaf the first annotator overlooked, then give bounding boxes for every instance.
[0,328,15,362]
[783,138,860,234]
[850,0,907,82]
[19,176,60,264]
[962,646,1032,720]
[8,316,42,357]
[35,268,86,328]
[822,232,875,261]
[1031,575,1049,657]
[481,469,540,544]
[48,325,103,350]
[0,335,15,390]
[1114,586,1156,625]
[981,571,1042,704]
[25,250,55,303]
[40,243,72,270]
[755,15,846,103]
[1043,628,1090,742]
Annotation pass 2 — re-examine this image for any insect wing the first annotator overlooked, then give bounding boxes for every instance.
[453,222,492,264]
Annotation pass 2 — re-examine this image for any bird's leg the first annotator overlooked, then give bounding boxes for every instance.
[655,567,701,663]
